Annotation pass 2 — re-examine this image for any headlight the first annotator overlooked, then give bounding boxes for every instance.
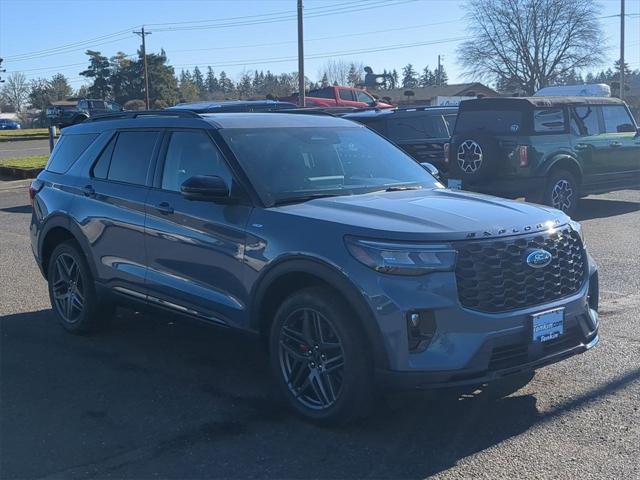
[569,220,585,244]
[345,237,457,276]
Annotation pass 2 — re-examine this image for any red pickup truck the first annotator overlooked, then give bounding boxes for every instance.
[284,86,393,109]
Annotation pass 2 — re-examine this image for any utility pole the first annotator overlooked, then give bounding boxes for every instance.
[437,55,441,87]
[620,0,625,100]
[133,26,152,109]
[0,57,5,84]
[297,0,305,107]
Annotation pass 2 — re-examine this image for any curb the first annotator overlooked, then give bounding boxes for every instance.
[0,166,43,179]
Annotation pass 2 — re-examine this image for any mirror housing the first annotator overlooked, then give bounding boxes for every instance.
[180,175,229,201]
[420,162,442,181]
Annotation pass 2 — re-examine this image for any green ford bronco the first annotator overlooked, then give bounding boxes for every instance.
[446,97,640,215]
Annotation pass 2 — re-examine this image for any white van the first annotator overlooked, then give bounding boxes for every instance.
[534,84,611,97]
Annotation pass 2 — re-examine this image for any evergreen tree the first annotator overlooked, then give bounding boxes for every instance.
[237,71,253,99]
[434,64,448,86]
[80,50,111,99]
[218,71,235,95]
[347,63,361,87]
[193,66,205,97]
[205,67,219,96]
[401,64,419,89]
[320,73,329,88]
[48,74,73,101]
[391,69,400,89]
[420,66,434,87]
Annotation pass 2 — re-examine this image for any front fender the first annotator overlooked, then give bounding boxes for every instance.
[249,254,390,369]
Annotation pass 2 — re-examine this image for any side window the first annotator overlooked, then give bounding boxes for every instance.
[602,106,635,133]
[161,130,232,192]
[46,133,99,174]
[534,108,565,133]
[91,136,116,179]
[570,106,600,136]
[338,89,354,101]
[308,88,335,99]
[108,131,159,185]
[387,115,445,140]
[356,91,374,105]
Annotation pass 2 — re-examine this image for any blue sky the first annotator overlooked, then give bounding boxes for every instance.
[1,0,638,90]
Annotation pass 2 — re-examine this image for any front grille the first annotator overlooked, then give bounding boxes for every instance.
[455,228,586,313]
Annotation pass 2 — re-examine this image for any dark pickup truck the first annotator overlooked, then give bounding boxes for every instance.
[46,99,123,128]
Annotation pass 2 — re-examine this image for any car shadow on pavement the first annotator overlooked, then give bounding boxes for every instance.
[0,204,32,214]
[574,197,639,221]
[1,308,634,479]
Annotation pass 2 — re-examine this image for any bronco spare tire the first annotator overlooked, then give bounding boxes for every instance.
[449,135,500,183]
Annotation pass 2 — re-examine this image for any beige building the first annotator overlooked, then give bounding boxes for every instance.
[375,82,499,106]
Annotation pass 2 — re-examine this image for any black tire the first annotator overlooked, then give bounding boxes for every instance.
[541,169,580,216]
[268,287,374,425]
[484,371,535,400]
[47,241,112,334]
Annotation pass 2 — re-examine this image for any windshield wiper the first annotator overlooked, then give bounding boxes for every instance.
[273,193,344,205]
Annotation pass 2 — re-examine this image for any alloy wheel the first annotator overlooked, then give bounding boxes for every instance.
[51,253,85,323]
[551,179,574,212]
[278,308,345,410]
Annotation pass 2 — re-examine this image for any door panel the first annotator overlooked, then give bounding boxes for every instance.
[144,129,252,327]
[75,130,161,295]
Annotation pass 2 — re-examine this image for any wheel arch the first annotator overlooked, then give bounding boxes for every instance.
[250,256,389,369]
[39,216,97,280]
[542,155,583,184]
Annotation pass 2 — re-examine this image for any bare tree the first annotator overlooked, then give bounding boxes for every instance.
[1,72,30,112]
[458,0,604,95]
[318,59,352,86]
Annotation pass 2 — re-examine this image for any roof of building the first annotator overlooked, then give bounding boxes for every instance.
[380,83,499,103]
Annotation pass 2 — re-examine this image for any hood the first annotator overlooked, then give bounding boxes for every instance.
[273,188,568,241]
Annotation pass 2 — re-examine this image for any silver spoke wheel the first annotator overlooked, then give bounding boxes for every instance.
[278,308,345,411]
[51,253,85,323]
[551,179,574,212]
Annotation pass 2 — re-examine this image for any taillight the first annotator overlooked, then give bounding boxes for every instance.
[443,142,450,163]
[28,179,43,207]
[517,145,529,167]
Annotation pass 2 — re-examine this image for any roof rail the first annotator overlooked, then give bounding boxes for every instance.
[274,108,337,117]
[87,110,202,122]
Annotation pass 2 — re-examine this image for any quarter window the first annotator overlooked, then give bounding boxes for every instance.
[161,131,232,192]
[338,89,354,101]
[107,131,159,185]
[46,133,99,174]
[534,108,565,133]
[570,106,600,136]
[602,105,635,133]
[387,115,449,140]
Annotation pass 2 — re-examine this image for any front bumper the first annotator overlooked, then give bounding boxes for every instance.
[377,311,599,390]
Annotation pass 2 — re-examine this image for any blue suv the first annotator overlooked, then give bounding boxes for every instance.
[30,110,600,424]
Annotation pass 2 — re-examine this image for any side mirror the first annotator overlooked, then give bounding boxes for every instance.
[180,175,229,201]
[420,162,441,180]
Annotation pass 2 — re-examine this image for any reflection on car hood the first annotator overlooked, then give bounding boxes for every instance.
[273,188,568,241]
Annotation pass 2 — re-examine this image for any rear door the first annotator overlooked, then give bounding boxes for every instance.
[79,129,161,296]
[336,88,363,108]
[569,105,610,185]
[144,129,252,327]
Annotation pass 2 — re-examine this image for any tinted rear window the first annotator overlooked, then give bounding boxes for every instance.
[107,131,159,185]
[455,110,523,135]
[46,133,99,174]
[388,114,449,140]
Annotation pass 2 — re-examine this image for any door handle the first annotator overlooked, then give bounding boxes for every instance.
[574,143,589,150]
[156,202,174,215]
[82,185,96,197]
[609,141,622,148]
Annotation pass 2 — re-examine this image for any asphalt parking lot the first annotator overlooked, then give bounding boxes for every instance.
[0,139,51,161]
[0,181,638,479]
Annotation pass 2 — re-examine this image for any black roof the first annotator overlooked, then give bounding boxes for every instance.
[343,105,458,119]
[167,100,297,112]
[65,112,361,134]
[459,96,625,110]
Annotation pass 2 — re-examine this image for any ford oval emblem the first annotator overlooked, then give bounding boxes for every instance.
[526,249,552,268]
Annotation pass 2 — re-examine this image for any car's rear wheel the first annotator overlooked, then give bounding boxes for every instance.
[47,242,112,334]
[542,169,579,216]
[269,287,373,425]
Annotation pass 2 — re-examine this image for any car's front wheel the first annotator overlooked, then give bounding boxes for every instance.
[47,241,112,334]
[269,287,374,425]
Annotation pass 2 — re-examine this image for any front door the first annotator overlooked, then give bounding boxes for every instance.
[569,106,611,188]
[144,129,252,327]
[600,104,640,187]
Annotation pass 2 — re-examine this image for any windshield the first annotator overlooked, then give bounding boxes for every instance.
[220,126,441,206]
[455,110,524,135]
